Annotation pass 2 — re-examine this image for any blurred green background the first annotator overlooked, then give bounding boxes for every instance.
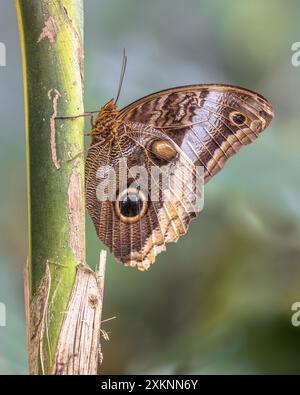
[1,0,300,374]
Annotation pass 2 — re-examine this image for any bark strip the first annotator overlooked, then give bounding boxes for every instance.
[52,252,106,375]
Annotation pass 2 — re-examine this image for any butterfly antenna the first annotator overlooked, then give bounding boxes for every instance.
[115,48,127,104]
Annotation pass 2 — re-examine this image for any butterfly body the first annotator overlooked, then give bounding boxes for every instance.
[85,84,274,270]
[91,99,121,144]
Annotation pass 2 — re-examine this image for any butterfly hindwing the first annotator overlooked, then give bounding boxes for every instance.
[86,124,200,269]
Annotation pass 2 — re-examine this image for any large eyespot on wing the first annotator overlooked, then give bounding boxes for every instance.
[118,84,274,182]
[84,129,165,269]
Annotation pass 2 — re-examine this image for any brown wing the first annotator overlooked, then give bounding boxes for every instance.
[85,124,202,270]
[86,84,274,270]
[118,84,274,182]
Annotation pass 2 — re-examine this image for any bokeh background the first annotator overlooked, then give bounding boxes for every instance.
[1,0,300,374]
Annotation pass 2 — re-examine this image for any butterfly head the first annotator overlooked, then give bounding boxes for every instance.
[91,99,121,143]
[101,98,118,112]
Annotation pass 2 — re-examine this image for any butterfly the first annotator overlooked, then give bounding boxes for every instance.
[84,61,274,270]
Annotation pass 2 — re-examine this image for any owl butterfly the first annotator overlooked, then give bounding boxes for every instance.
[85,75,273,270]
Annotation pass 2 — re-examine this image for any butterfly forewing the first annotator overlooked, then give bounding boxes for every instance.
[119,84,274,182]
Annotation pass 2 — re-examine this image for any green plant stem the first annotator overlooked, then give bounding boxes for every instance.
[15,0,85,374]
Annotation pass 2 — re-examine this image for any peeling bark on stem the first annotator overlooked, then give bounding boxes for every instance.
[15,1,106,375]
[52,252,106,375]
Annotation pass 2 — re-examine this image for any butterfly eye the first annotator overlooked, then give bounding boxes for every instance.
[115,187,148,224]
[229,111,247,126]
[150,140,177,162]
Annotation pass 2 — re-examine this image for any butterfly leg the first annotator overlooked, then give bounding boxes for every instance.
[55,113,88,121]
[54,113,93,138]
[61,150,84,163]
[90,114,94,127]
